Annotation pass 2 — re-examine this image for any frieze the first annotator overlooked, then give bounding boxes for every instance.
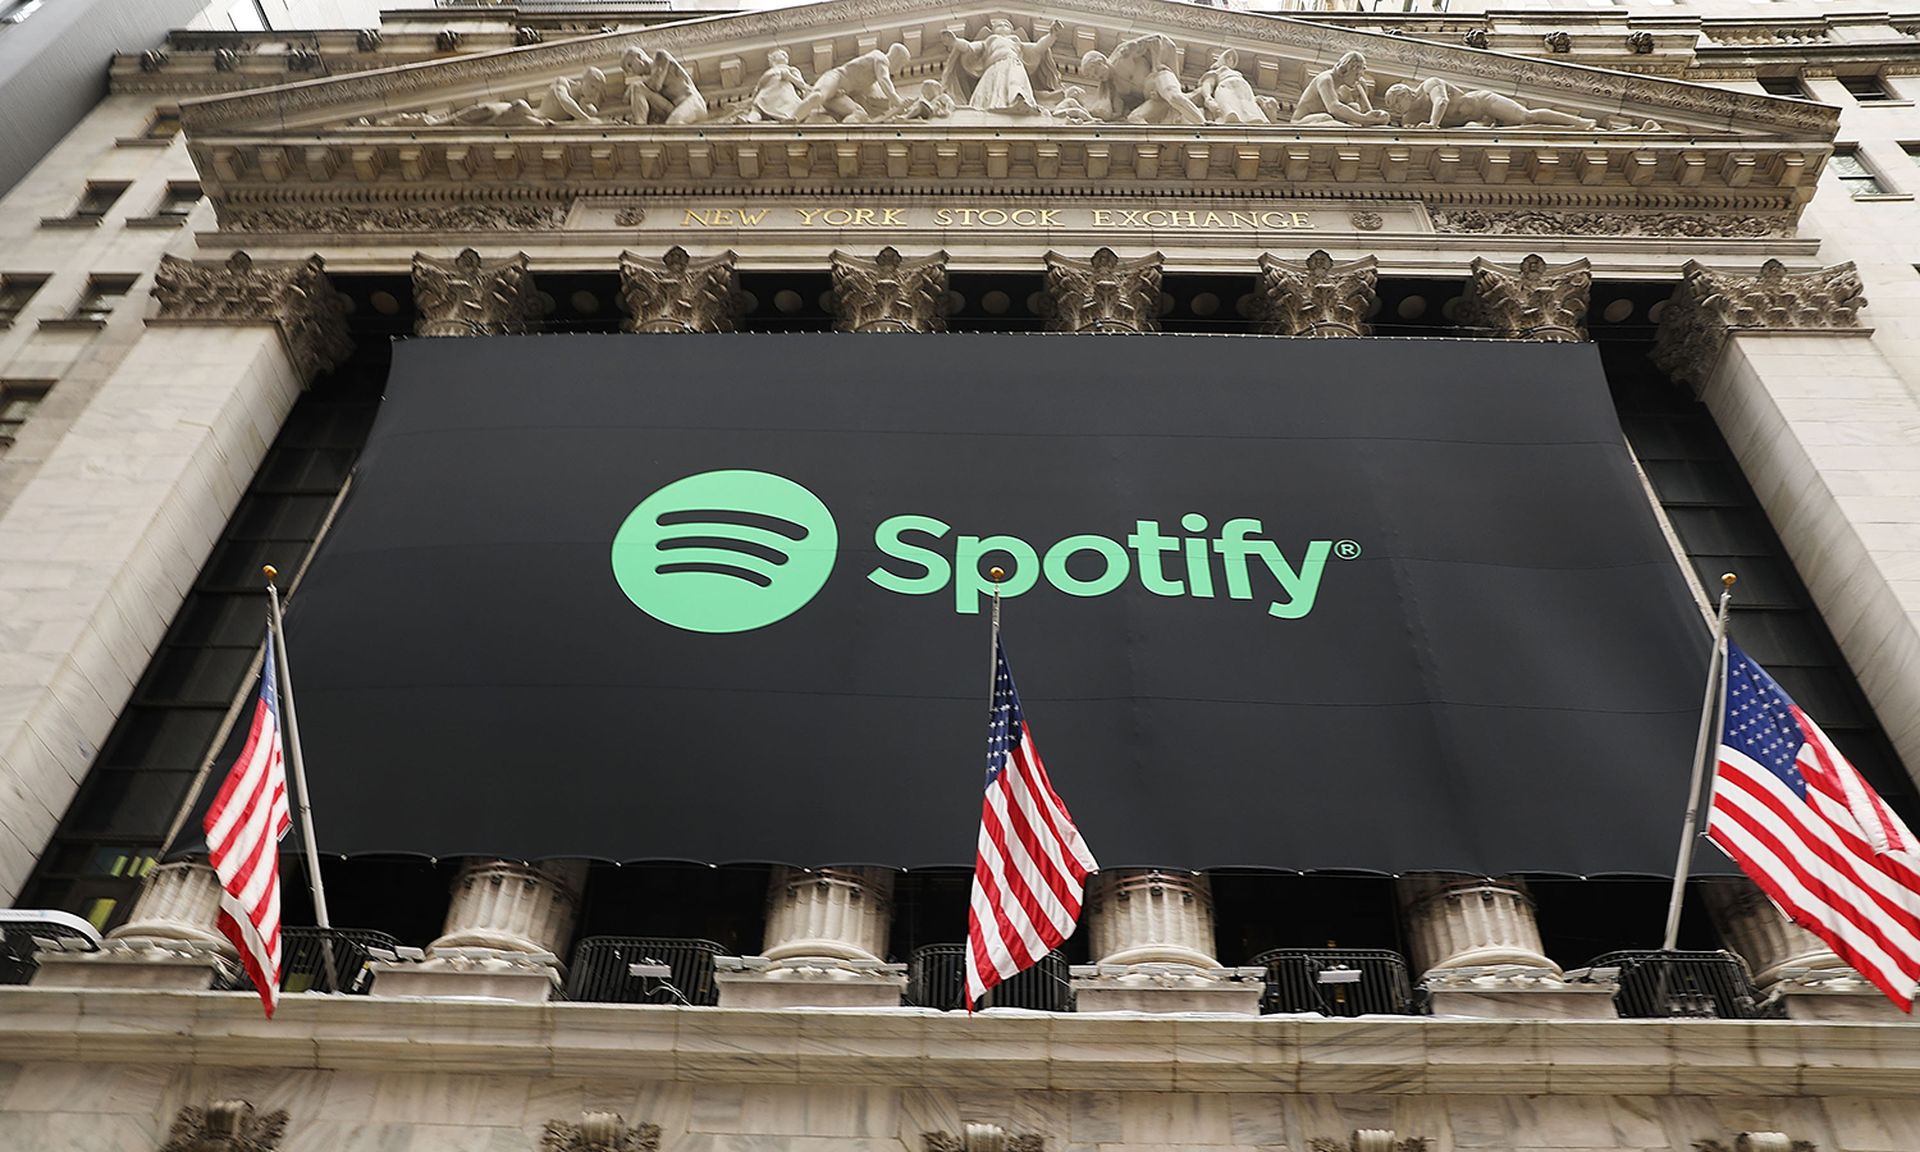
[1431,209,1792,237]
[220,203,570,232]
[579,199,1423,235]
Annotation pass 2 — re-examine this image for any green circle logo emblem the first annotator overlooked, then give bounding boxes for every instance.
[611,469,838,633]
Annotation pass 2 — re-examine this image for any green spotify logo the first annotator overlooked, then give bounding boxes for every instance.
[610,470,838,634]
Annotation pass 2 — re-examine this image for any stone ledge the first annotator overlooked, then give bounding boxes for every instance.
[0,987,1913,1094]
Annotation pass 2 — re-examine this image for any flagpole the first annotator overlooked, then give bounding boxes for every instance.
[987,566,1004,691]
[264,564,338,993]
[1662,572,1737,952]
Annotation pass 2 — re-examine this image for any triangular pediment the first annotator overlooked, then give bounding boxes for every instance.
[179,0,1834,140]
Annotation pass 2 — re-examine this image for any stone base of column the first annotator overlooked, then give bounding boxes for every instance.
[1767,968,1912,1021]
[1422,965,1619,1020]
[713,955,907,1009]
[31,940,235,991]
[369,947,563,1003]
[1071,963,1266,1015]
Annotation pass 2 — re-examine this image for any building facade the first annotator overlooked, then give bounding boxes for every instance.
[2,0,1920,1149]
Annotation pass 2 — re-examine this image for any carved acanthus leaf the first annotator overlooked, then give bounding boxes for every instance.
[1308,1134,1431,1152]
[1258,250,1378,338]
[1651,258,1866,388]
[221,204,569,233]
[1431,210,1790,239]
[830,247,950,333]
[541,1112,662,1152]
[153,252,353,380]
[923,1124,1044,1152]
[619,247,745,333]
[1044,248,1163,334]
[1693,1136,1816,1152]
[1461,253,1591,341]
[412,248,541,337]
[159,1100,289,1152]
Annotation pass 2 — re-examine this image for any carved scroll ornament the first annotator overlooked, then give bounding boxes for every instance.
[619,247,745,333]
[1460,253,1591,341]
[542,1112,662,1152]
[1258,250,1378,337]
[159,1101,288,1152]
[830,247,950,333]
[411,248,542,337]
[1044,247,1164,333]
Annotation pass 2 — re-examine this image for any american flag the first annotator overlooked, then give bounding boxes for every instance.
[966,640,1098,1007]
[1706,639,1920,1009]
[203,626,294,1017]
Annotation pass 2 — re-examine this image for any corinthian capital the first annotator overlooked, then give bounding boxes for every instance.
[152,252,353,380]
[1258,251,1378,337]
[411,248,540,337]
[831,247,950,333]
[1652,258,1866,388]
[1461,254,1591,341]
[1044,248,1163,333]
[619,247,744,333]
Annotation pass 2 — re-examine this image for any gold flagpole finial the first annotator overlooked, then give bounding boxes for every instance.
[1721,572,1737,589]
[989,566,1005,583]
[262,564,279,583]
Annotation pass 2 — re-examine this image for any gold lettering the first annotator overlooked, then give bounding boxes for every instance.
[683,209,713,226]
[1259,211,1288,229]
[738,207,770,226]
[1011,208,1039,227]
[1092,209,1113,226]
[795,208,822,226]
[882,208,906,226]
[1141,210,1169,227]
[822,208,854,226]
[1038,209,1061,227]
[711,208,735,226]
[1203,212,1225,228]
[954,208,977,225]
[852,208,877,226]
[1229,211,1260,230]
[1293,211,1313,229]
[1117,209,1144,227]
[980,208,1009,226]
[1170,210,1197,228]
[934,208,954,226]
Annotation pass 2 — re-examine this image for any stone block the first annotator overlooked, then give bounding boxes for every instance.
[1071,965,1265,1016]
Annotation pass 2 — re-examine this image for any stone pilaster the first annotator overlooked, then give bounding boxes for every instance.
[1043,248,1163,333]
[372,858,586,1002]
[1460,254,1591,341]
[153,251,353,379]
[619,247,744,333]
[830,247,949,333]
[1704,879,1900,1020]
[1073,869,1264,1014]
[1400,877,1615,1019]
[411,248,541,337]
[1651,258,1866,389]
[31,861,238,991]
[716,866,907,1007]
[1257,251,1378,337]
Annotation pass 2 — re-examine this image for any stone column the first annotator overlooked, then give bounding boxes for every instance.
[830,247,950,332]
[1399,877,1616,1019]
[1072,870,1264,1014]
[1461,254,1591,341]
[32,861,240,990]
[715,866,907,1008]
[1043,248,1163,333]
[0,251,347,907]
[1703,879,1897,1020]
[1257,250,1378,337]
[372,858,587,1002]
[411,248,541,336]
[619,247,745,333]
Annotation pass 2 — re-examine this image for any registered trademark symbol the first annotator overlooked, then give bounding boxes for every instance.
[1333,540,1362,560]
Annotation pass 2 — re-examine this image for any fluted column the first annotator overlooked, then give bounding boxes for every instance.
[1086,869,1218,967]
[1461,254,1591,341]
[32,861,238,990]
[431,859,586,955]
[1257,250,1378,337]
[1703,880,1842,988]
[411,248,541,337]
[1043,248,1163,333]
[108,861,230,950]
[830,247,949,332]
[619,246,744,333]
[716,866,905,1007]
[1399,876,1557,975]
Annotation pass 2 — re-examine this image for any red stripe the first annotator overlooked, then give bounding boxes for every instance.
[1012,726,1092,883]
[1007,743,1087,906]
[977,797,1040,970]
[997,761,1079,925]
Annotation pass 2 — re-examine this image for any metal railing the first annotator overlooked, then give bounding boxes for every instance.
[233,928,402,995]
[565,936,724,1005]
[1251,948,1425,1016]
[906,943,1074,1011]
[0,909,104,986]
[1572,950,1773,1019]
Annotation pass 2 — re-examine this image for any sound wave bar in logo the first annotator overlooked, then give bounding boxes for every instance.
[612,471,838,634]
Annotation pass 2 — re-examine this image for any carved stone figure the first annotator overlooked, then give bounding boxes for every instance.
[1044,248,1164,333]
[377,68,609,126]
[1292,51,1389,126]
[619,247,745,333]
[411,248,541,337]
[1194,49,1268,124]
[793,43,910,122]
[541,1112,661,1152]
[1258,251,1378,337]
[881,79,957,122]
[1652,258,1865,387]
[1460,254,1591,341]
[744,48,807,121]
[1381,77,1597,129]
[830,247,950,333]
[152,252,353,380]
[159,1100,289,1152]
[940,16,1058,115]
[623,47,708,125]
[1077,33,1205,125]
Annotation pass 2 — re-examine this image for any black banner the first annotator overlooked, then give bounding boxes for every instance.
[287,334,1721,875]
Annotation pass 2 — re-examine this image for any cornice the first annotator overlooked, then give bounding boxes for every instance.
[2,988,1917,1094]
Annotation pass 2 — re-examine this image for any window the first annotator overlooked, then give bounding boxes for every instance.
[1905,143,1920,166]
[1758,75,1808,99]
[71,276,136,324]
[1840,74,1895,103]
[156,182,202,218]
[144,110,182,139]
[0,275,47,325]
[71,182,129,222]
[0,381,50,443]
[1830,148,1888,197]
